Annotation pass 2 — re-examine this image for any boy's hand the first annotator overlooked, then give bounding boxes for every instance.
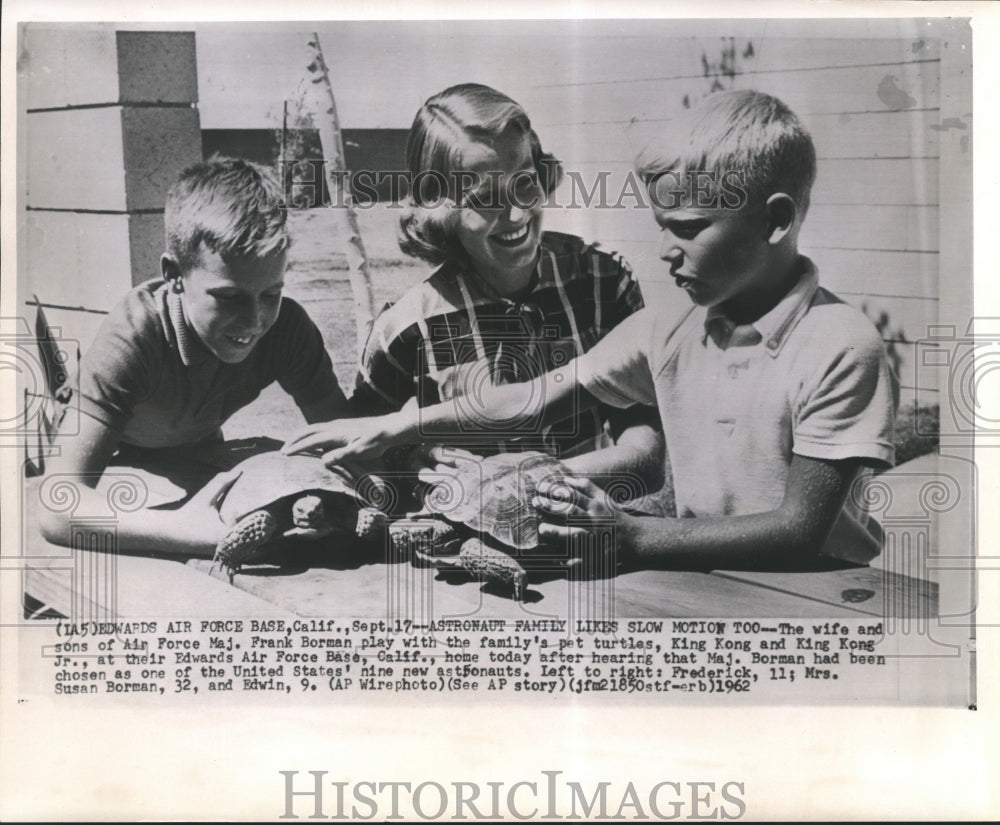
[282,416,402,470]
[533,475,619,540]
[415,446,480,481]
[173,469,243,553]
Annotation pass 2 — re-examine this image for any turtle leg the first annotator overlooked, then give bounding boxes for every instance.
[355,507,388,542]
[387,519,461,562]
[212,509,278,583]
[458,538,527,602]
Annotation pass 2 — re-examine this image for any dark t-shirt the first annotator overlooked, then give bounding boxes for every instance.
[78,279,341,448]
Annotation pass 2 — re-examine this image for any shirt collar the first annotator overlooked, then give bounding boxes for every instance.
[445,234,564,306]
[702,257,819,356]
[165,285,213,367]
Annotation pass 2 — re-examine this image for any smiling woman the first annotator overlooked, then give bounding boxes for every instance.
[349,83,663,492]
[451,126,546,296]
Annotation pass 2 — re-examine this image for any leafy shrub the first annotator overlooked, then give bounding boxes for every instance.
[891,403,940,468]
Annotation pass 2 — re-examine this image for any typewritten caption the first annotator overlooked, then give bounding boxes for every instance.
[39,618,892,698]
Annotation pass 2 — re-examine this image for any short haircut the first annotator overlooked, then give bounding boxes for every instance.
[398,83,563,265]
[637,90,816,215]
[165,156,290,270]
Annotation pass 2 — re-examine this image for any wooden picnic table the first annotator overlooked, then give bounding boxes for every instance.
[20,449,943,622]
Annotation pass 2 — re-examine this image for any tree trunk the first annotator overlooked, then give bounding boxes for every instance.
[303,32,376,359]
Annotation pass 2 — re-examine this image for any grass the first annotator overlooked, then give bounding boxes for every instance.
[892,403,940,467]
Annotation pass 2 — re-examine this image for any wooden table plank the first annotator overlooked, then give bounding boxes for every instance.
[186,552,873,619]
[711,566,937,619]
[23,555,296,620]
[613,569,871,618]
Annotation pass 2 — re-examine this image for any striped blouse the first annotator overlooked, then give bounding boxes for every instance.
[352,231,646,458]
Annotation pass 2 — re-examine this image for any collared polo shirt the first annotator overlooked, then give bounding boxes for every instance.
[78,279,341,449]
[576,258,898,563]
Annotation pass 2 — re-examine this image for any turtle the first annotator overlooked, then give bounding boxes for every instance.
[211,452,388,582]
[388,451,576,601]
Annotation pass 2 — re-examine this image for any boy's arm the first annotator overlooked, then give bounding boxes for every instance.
[296,384,350,424]
[38,415,239,557]
[283,361,595,468]
[536,454,861,568]
[562,406,665,494]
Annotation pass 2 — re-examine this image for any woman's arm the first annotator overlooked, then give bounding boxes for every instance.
[562,406,665,494]
[283,360,596,468]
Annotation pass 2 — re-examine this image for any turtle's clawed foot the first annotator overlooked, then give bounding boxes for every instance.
[212,509,277,585]
[458,539,528,602]
[208,558,239,584]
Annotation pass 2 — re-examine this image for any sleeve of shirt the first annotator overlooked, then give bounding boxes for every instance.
[575,309,658,409]
[793,313,897,469]
[76,302,159,435]
[350,308,419,416]
[583,248,658,434]
[603,250,646,328]
[272,298,343,405]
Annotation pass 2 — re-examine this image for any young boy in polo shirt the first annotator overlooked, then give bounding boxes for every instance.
[285,90,898,568]
[40,157,348,556]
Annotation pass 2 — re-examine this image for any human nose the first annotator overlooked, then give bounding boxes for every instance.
[235,297,268,332]
[503,177,539,224]
[659,233,683,265]
[506,200,529,224]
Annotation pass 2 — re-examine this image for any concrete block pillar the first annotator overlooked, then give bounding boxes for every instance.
[20,28,202,352]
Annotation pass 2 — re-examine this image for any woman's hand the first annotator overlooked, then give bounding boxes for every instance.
[282,415,402,470]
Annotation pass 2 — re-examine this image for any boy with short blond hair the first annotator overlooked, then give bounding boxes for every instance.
[286,90,898,568]
[41,157,348,556]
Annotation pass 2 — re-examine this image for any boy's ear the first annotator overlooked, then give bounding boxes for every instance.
[763,193,797,245]
[161,254,184,291]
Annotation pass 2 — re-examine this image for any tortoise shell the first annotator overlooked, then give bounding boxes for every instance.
[218,452,359,526]
[420,451,568,550]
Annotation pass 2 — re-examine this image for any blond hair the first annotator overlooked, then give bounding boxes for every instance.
[165,156,290,269]
[398,84,563,265]
[637,90,816,214]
